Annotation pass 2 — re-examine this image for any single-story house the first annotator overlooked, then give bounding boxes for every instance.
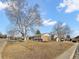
[72,36,79,42]
[29,33,51,42]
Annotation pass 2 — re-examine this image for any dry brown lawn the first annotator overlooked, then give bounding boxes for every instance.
[2,40,73,59]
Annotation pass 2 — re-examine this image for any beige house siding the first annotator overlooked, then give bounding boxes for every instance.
[41,34,50,42]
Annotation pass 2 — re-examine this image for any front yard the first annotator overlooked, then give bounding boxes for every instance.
[2,40,73,59]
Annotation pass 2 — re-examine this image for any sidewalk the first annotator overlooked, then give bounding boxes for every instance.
[55,43,78,59]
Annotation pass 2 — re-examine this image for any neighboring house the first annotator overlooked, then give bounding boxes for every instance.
[53,35,71,42]
[53,35,61,42]
[29,35,42,42]
[29,33,72,42]
[29,33,51,42]
[0,34,7,39]
[72,36,79,42]
[41,34,51,42]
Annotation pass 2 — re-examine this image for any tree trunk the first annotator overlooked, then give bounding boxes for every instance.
[24,36,26,41]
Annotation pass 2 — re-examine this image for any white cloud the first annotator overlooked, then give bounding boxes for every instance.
[58,0,79,13]
[0,1,8,10]
[76,14,79,21]
[61,22,66,27]
[42,19,57,26]
[72,30,79,38]
[58,3,66,8]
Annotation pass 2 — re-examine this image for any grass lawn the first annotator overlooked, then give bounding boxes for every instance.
[2,40,73,59]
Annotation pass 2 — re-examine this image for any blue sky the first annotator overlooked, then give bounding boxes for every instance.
[0,0,79,37]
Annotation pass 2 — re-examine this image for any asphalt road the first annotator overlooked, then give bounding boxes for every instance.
[73,44,79,59]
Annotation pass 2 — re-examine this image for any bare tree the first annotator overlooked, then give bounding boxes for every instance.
[4,0,41,40]
[53,22,71,41]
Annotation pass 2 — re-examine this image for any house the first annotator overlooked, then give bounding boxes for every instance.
[29,34,42,42]
[53,35,61,42]
[72,36,79,42]
[29,33,51,42]
[41,34,51,42]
